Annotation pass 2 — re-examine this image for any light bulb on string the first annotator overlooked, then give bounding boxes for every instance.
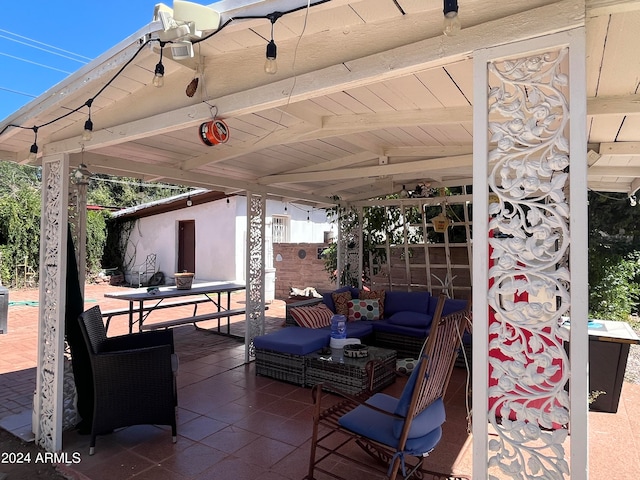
[82,99,94,141]
[264,13,281,75]
[153,43,166,87]
[28,126,38,162]
[443,0,461,36]
[186,195,193,207]
[265,40,277,74]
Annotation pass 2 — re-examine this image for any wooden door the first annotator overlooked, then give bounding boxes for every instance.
[178,220,196,273]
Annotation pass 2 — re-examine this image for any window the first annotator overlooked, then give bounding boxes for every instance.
[272,215,290,243]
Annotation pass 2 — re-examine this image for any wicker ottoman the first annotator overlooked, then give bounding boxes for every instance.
[253,328,329,386]
[305,346,397,395]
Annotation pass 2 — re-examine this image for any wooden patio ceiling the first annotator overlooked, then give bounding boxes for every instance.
[0,0,639,206]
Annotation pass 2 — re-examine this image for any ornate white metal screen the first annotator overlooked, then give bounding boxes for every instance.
[245,193,266,362]
[473,30,588,480]
[35,153,70,452]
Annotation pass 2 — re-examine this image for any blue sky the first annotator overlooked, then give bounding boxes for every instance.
[0,1,157,122]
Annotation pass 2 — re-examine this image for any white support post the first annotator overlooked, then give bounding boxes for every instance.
[35,153,70,452]
[472,47,490,480]
[472,28,588,479]
[245,192,266,363]
[568,25,589,480]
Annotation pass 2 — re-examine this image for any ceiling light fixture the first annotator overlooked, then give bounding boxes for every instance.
[186,195,193,207]
[153,42,166,87]
[443,0,461,36]
[264,12,283,75]
[82,99,94,141]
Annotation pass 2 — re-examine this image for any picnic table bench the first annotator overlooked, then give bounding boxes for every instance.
[103,281,249,337]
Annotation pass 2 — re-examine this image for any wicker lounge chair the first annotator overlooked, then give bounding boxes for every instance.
[77,305,178,455]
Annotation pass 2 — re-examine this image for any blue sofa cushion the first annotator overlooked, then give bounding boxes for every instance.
[384,291,431,316]
[386,311,433,329]
[253,327,329,356]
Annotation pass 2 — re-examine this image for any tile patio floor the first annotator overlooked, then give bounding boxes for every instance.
[0,283,638,479]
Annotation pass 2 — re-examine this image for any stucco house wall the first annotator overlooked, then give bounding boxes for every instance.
[121,195,331,289]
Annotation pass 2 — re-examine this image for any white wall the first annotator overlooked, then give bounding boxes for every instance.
[124,196,332,285]
[124,198,237,284]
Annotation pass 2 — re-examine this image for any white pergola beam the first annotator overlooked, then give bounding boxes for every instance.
[258,155,473,184]
[587,0,640,16]
[78,152,337,205]
[598,141,640,155]
[588,166,640,176]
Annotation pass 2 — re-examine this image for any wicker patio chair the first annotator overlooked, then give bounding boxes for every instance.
[77,305,178,455]
[306,295,471,480]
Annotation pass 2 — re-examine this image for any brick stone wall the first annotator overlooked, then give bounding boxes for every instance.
[273,243,335,299]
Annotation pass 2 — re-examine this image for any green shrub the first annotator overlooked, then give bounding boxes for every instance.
[588,248,640,321]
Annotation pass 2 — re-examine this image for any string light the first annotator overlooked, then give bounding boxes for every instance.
[264,12,282,75]
[153,42,166,87]
[28,126,38,162]
[186,194,193,207]
[443,0,461,36]
[82,99,93,141]
[0,3,330,151]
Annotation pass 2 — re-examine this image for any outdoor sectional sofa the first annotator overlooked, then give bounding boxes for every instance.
[252,286,470,388]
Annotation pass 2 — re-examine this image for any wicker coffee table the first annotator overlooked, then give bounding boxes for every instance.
[305,346,397,395]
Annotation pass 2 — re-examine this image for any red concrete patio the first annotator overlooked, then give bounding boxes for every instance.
[0,283,638,479]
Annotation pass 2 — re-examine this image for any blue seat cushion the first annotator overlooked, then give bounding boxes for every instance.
[253,327,329,355]
[338,393,444,456]
[384,291,431,316]
[386,311,433,329]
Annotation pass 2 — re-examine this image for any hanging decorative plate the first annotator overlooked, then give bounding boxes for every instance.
[431,213,451,233]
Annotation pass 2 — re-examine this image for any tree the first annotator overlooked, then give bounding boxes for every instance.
[0,161,190,286]
[588,191,640,320]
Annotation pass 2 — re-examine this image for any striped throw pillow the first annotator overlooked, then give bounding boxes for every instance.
[290,304,334,329]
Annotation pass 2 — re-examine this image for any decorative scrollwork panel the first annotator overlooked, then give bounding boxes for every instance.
[36,156,69,452]
[486,47,572,479]
[246,193,266,355]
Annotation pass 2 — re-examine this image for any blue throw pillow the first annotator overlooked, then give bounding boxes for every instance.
[387,311,433,328]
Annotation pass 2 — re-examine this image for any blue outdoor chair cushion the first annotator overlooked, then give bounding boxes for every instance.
[338,392,444,455]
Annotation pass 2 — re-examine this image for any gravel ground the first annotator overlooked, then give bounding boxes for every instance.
[624,322,640,384]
